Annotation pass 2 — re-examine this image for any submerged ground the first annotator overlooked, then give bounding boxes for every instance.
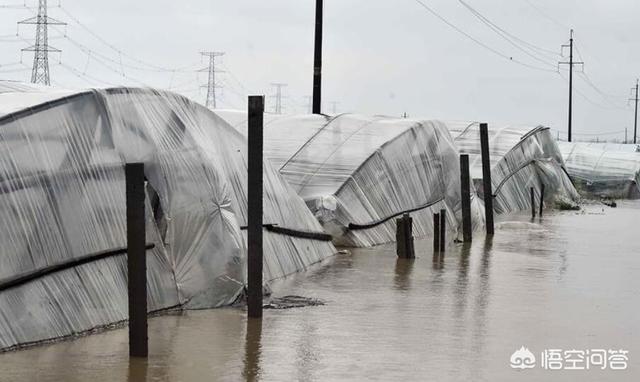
[1,202,638,381]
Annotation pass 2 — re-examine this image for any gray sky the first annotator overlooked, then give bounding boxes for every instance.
[1,0,639,141]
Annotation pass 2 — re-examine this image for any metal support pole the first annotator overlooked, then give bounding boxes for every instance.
[433,213,440,253]
[312,0,323,114]
[530,187,536,219]
[126,162,147,358]
[248,96,264,319]
[439,209,446,253]
[479,123,495,235]
[539,184,545,217]
[460,154,472,243]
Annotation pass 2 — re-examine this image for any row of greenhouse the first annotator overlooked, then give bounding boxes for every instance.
[0,81,639,351]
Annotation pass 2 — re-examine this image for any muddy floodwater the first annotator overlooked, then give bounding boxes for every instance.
[1,202,639,381]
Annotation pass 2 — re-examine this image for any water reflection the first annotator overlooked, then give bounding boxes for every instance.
[393,258,414,291]
[128,357,148,382]
[243,318,263,382]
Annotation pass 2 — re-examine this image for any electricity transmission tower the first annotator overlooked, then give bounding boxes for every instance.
[630,79,638,144]
[270,83,287,114]
[18,0,66,85]
[200,52,224,109]
[558,29,584,142]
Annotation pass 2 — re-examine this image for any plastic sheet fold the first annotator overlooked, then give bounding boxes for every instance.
[0,82,335,351]
[447,122,580,213]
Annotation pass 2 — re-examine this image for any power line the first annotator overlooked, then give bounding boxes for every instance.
[457,0,561,67]
[410,0,558,73]
[521,0,569,31]
[57,5,198,73]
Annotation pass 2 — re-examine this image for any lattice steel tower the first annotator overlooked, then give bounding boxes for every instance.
[18,0,66,85]
[200,52,224,109]
[270,83,287,114]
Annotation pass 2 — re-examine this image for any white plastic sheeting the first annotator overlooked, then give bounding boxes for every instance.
[558,142,640,198]
[216,111,485,247]
[0,83,336,351]
[446,122,580,213]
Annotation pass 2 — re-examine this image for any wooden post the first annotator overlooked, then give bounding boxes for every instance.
[460,154,472,243]
[396,214,415,259]
[404,214,415,259]
[439,209,446,253]
[126,162,147,358]
[539,184,545,217]
[396,216,406,258]
[312,0,323,114]
[248,96,264,319]
[530,187,536,219]
[479,123,495,235]
[433,213,440,253]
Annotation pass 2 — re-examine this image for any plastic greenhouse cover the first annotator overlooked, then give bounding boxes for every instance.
[446,121,580,213]
[215,110,486,247]
[558,142,640,198]
[0,83,336,351]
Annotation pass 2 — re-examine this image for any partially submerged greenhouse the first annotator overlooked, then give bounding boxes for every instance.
[0,82,336,351]
[216,111,485,247]
[445,122,580,213]
[558,142,640,198]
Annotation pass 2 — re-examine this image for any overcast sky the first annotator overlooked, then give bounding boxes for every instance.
[1,0,639,141]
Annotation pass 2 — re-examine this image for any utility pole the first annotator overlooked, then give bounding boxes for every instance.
[200,52,224,109]
[559,29,584,143]
[312,0,323,114]
[630,79,638,144]
[18,0,66,85]
[270,83,287,114]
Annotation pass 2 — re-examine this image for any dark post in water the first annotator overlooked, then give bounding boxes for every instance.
[479,123,495,235]
[439,209,446,253]
[312,0,323,114]
[433,213,440,253]
[248,95,264,319]
[396,214,415,259]
[460,154,472,243]
[126,162,147,358]
[539,184,545,217]
[530,187,536,219]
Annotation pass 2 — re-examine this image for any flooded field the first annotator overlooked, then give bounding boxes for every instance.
[1,202,638,381]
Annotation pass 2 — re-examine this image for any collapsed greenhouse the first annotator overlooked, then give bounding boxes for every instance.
[216,111,486,247]
[446,121,580,213]
[558,142,640,198]
[218,112,582,245]
[0,82,336,351]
